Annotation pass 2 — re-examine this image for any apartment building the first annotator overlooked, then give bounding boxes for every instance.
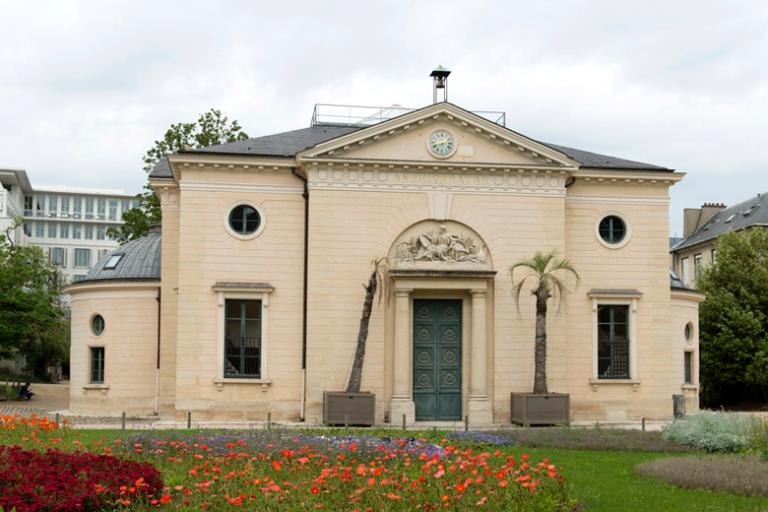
[671,193,768,288]
[0,169,138,284]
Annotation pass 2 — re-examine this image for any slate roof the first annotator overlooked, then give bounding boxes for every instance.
[670,269,690,291]
[79,229,161,283]
[672,192,768,251]
[149,115,672,178]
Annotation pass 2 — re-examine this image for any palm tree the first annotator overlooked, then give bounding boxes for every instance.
[511,251,579,394]
[346,258,389,394]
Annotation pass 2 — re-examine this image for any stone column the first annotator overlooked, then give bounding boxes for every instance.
[468,289,493,425]
[390,288,415,424]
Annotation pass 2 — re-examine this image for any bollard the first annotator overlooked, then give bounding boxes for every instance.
[464,415,469,432]
[186,411,192,429]
[121,412,126,430]
[55,413,60,426]
[641,417,646,432]
[344,414,349,428]
[267,412,272,431]
[402,414,406,431]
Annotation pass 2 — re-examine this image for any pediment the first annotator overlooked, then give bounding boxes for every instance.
[297,103,579,169]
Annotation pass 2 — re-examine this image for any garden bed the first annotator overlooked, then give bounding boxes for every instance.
[636,454,768,496]
[500,427,694,452]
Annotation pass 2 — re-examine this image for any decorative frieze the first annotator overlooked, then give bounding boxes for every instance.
[306,165,568,196]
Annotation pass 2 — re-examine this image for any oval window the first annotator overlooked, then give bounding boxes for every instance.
[92,315,105,336]
[228,204,261,235]
[598,215,626,244]
[685,322,693,342]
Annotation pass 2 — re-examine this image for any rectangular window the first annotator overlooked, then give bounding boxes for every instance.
[90,347,105,384]
[694,254,703,280]
[132,199,141,209]
[48,222,57,238]
[711,249,717,264]
[35,221,44,238]
[60,196,70,217]
[48,195,58,215]
[224,299,262,378]
[73,274,87,282]
[59,223,69,239]
[36,195,45,217]
[684,352,693,385]
[50,247,66,267]
[96,226,105,240]
[24,196,33,216]
[108,199,118,220]
[85,197,94,219]
[121,199,130,216]
[73,223,82,239]
[74,248,91,267]
[597,305,630,379]
[83,224,92,239]
[681,257,690,285]
[72,196,82,218]
[23,222,31,236]
[97,198,106,220]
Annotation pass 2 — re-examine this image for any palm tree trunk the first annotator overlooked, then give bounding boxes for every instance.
[346,270,377,393]
[533,291,548,394]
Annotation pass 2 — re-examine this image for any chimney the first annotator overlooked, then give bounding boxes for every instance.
[683,202,726,237]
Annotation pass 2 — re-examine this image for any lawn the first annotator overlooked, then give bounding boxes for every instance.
[2,417,768,511]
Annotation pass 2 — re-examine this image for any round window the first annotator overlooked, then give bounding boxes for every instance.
[228,204,261,235]
[92,315,105,336]
[598,215,626,244]
[685,322,693,342]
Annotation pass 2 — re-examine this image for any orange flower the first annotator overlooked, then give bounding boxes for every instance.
[160,495,172,504]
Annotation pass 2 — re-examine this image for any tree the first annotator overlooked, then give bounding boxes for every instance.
[346,258,389,393]
[511,251,579,394]
[0,226,67,376]
[698,229,768,406]
[108,109,250,243]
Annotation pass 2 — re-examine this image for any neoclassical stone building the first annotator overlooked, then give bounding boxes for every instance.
[67,100,703,424]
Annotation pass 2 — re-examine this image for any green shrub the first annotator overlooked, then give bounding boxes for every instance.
[750,416,768,460]
[662,411,752,452]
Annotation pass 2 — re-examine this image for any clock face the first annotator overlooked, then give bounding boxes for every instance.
[428,129,455,157]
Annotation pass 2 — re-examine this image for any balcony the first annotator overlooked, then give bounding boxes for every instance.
[0,190,21,219]
[310,103,506,128]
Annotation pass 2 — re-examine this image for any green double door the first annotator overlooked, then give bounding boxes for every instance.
[413,299,462,421]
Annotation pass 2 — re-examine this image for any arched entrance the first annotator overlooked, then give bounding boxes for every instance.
[387,220,495,425]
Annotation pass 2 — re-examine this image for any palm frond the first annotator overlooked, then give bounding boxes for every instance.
[370,257,390,305]
[510,250,580,311]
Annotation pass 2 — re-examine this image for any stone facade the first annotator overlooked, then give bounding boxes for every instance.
[67,102,703,423]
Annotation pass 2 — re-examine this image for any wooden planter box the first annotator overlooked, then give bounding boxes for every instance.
[511,393,570,426]
[323,391,376,426]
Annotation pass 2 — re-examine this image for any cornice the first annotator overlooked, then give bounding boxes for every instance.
[575,169,684,184]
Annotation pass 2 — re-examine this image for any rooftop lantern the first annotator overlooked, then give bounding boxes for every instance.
[430,65,451,104]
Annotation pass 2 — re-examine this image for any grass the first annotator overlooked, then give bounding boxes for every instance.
[4,424,768,511]
[529,447,768,512]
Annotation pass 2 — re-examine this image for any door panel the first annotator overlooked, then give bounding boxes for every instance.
[413,299,462,420]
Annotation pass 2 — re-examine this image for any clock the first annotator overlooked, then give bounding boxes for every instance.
[428,129,456,158]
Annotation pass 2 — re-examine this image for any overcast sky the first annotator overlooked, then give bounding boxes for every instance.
[2,0,766,235]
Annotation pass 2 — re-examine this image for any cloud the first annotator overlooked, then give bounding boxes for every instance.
[1,0,766,234]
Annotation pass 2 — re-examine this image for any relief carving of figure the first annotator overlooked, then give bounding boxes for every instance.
[396,225,486,263]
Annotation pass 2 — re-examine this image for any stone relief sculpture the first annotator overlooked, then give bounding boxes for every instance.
[396,225,486,263]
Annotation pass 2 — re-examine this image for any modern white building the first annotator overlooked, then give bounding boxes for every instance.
[0,168,139,284]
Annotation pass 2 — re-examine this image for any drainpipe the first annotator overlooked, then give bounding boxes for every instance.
[154,288,161,415]
[292,168,309,421]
